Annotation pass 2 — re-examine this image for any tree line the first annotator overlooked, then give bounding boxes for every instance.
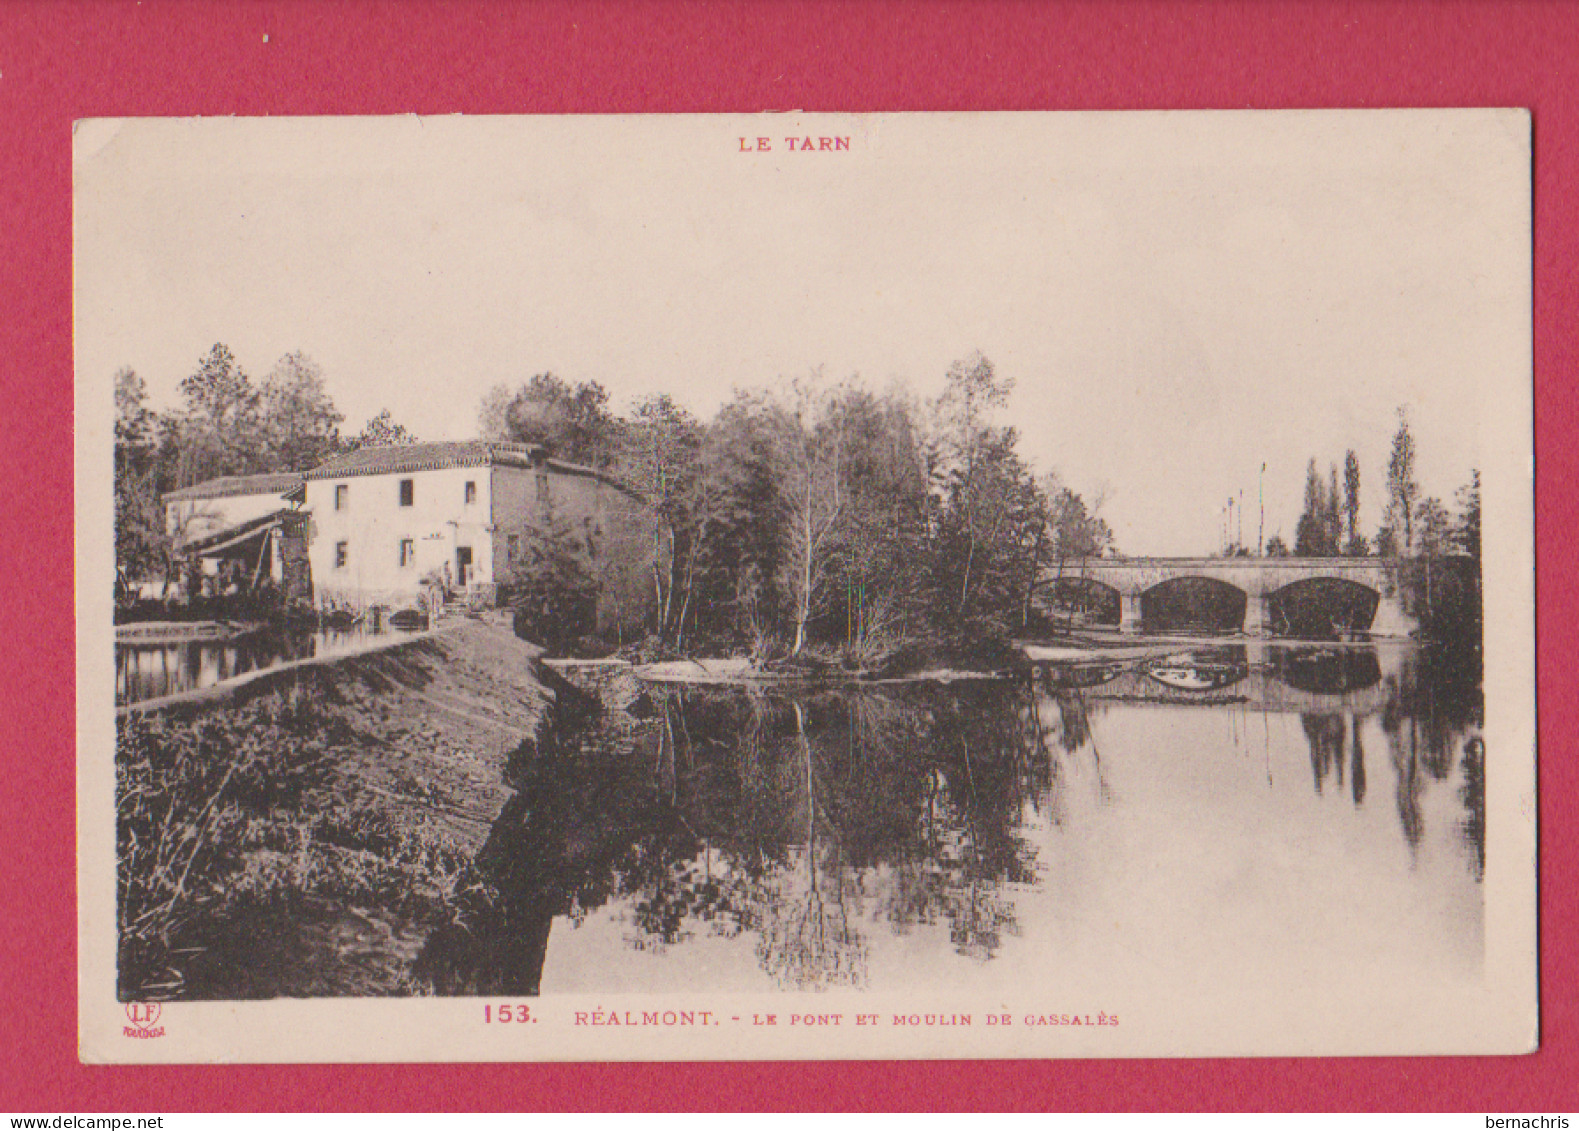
[1271,407,1479,566]
[478,354,1113,663]
[1279,407,1481,675]
[115,346,1113,662]
[115,343,419,581]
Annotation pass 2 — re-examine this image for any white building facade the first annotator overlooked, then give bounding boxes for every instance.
[302,441,654,633]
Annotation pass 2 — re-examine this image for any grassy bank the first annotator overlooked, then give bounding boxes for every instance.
[116,618,562,1000]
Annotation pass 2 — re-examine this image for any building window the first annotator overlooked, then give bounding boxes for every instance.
[334,484,348,511]
[536,472,550,503]
[506,534,519,561]
[399,539,415,567]
[464,480,477,505]
[335,541,348,569]
[399,478,414,507]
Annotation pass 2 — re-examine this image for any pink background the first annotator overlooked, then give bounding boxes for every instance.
[0,0,1571,1110]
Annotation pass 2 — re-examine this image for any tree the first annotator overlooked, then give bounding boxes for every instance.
[615,394,704,643]
[113,367,168,581]
[823,385,932,659]
[929,353,1037,632]
[1414,495,1453,618]
[175,343,261,484]
[351,409,419,448]
[1030,472,1115,627]
[1455,469,1481,561]
[258,352,343,471]
[1416,496,1452,556]
[1326,462,1343,555]
[502,514,599,651]
[114,366,156,453]
[766,374,846,656]
[1265,534,1291,557]
[478,373,618,467]
[1342,449,1367,555]
[1295,458,1336,556]
[476,383,515,443]
[1385,406,1419,555]
[687,389,789,651]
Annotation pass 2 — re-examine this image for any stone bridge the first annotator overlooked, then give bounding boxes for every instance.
[1040,557,1414,637]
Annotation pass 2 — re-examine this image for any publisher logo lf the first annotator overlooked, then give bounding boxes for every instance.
[125,1002,161,1031]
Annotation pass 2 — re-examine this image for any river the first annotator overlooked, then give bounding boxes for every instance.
[115,623,422,706]
[418,641,1485,999]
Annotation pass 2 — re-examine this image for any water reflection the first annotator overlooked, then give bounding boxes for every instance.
[1270,645,1383,695]
[1144,652,1248,691]
[115,625,419,705]
[420,643,1485,996]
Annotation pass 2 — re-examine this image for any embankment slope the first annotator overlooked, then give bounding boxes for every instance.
[117,618,570,999]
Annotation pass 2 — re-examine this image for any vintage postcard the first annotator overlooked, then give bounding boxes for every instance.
[75,111,1536,1062]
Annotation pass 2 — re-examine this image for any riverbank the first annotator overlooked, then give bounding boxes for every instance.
[116,615,573,1000]
[548,630,1414,693]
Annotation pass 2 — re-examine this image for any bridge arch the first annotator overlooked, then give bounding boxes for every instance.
[1036,575,1121,628]
[1140,576,1247,635]
[1266,577,1381,638]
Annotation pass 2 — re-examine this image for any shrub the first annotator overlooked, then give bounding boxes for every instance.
[502,516,600,652]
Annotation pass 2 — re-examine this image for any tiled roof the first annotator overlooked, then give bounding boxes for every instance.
[179,509,299,554]
[304,441,545,480]
[164,473,305,502]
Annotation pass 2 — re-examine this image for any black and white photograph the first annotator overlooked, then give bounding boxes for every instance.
[75,112,1536,1061]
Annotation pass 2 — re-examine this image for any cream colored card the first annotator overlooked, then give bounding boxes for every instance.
[76,111,1535,1062]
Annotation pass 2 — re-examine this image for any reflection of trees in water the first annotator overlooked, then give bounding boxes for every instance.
[1350,715,1367,807]
[1388,723,1426,852]
[743,702,869,990]
[418,653,1487,995]
[1030,686,1106,757]
[1382,649,1482,782]
[419,681,1053,993]
[1460,737,1485,881]
[1378,649,1482,861]
[1026,686,1115,820]
[1297,710,1369,807]
[682,684,1051,972]
[1263,647,1486,874]
[1270,647,1382,695]
[1263,642,1482,872]
[1301,713,1349,796]
[827,684,1050,963]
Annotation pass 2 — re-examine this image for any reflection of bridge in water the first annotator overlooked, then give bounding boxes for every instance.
[1039,557,1415,637]
[1034,642,1407,715]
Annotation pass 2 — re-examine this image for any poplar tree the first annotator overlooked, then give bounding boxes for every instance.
[1386,407,1419,555]
[1343,449,1366,555]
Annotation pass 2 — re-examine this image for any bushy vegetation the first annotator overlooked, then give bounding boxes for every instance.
[117,689,471,999]
[502,517,601,654]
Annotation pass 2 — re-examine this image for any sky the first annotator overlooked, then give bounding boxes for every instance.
[73,112,1529,556]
